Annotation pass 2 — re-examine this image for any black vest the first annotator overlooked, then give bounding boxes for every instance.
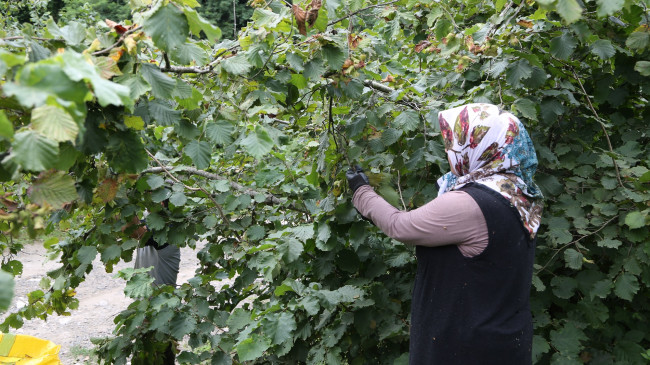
[409,183,535,365]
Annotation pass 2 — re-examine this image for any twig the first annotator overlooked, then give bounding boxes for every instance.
[1,36,65,42]
[570,67,624,188]
[327,0,400,26]
[92,26,142,56]
[397,171,407,210]
[536,216,617,273]
[144,149,229,225]
[142,166,308,214]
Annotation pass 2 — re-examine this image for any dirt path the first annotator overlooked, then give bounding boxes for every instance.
[3,241,202,364]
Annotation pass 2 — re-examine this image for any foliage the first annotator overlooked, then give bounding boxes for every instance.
[0,0,649,364]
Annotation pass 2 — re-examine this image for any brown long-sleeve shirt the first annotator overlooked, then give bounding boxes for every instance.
[352,185,488,257]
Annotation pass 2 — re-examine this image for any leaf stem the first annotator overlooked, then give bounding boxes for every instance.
[91,26,142,56]
[569,67,624,188]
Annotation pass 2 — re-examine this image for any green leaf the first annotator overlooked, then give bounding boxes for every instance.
[278,238,303,263]
[149,101,181,127]
[236,335,271,362]
[598,239,622,248]
[505,59,532,87]
[394,110,420,132]
[170,42,209,66]
[321,45,346,71]
[0,270,15,311]
[614,273,639,301]
[556,0,583,24]
[170,312,197,340]
[59,22,86,45]
[589,279,612,300]
[550,32,578,60]
[77,246,97,265]
[513,98,538,120]
[205,121,235,145]
[11,131,59,172]
[625,211,647,229]
[144,4,189,52]
[240,125,275,160]
[591,39,616,60]
[222,55,252,75]
[564,248,583,270]
[550,323,586,355]
[29,171,77,209]
[147,212,166,230]
[304,58,325,81]
[31,105,79,143]
[634,61,650,76]
[551,276,577,299]
[122,269,154,298]
[147,175,165,190]
[0,110,14,139]
[596,0,624,16]
[626,31,649,51]
[140,63,177,99]
[101,245,122,262]
[381,128,402,146]
[265,312,297,345]
[245,225,265,241]
[185,140,212,169]
[124,115,145,130]
[183,7,221,42]
[4,63,87,108]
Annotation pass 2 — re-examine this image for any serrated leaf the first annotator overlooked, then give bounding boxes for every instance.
[237,335,271,362]
[222,55,252,75]
[278,238,303,263]
[550,32,578,60]
[170,42,209,66]
[634,61,650,76]
[513,98,537,120]
[11,131,59,172]
[596,0,624,16]
[148,100,181,126]
[147,175,165,190]
[205,121,235,145]
[591,39,616,60]
[101,244,122,262]
[170,312,197,339]
[614,273,639,301]
[77,246,97,265]
[0,270,14,311]
[556,0,583,24]
[551,276,577,299]
[146,212,166,230]
[590,279,612,300]
[265,312,296,345]
[0,110,14,139]
[564,248,583,270]
[185,140,212,169]
[169,191,187,206]
[381,128,402,146]
[144,4,189,52]
[386,250,411,267]
[240,125,275,160]
[394,110,420,132]
[322,45,345,71]
[550,323,586,355]
[598,238,622,248]
[304,58,325,81]
[245,225,265,241]
[29,171,77,209]
[124,115,145,130]
[183,7,221,42]
[140,63,177,99]
[31,105,79,143]
[505,59,532,87]
[626,31,649,50]
[625,211,647,229]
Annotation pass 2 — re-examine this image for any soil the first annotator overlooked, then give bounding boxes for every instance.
[2,241,202,364]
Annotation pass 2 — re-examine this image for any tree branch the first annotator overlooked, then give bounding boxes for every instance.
[142,166,308,214]
[569,67,624,188]
[91,26,142,56]
[144,150,229,225]
[327,0,400,26]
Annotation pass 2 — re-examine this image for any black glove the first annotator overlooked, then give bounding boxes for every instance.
[346,165,370,194]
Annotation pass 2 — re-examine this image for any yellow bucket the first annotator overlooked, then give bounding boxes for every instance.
[0,334,61,365]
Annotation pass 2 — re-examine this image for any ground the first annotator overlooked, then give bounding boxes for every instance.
[2,241,201,364]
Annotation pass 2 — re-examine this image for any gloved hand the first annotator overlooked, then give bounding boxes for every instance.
[346,165,370,194]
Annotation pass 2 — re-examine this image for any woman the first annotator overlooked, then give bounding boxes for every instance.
[346,103,543,364]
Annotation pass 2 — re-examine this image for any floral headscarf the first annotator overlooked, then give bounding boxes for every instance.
[437,103,543,238]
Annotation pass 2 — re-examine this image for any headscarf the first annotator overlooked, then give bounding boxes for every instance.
[436,103,543,238]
